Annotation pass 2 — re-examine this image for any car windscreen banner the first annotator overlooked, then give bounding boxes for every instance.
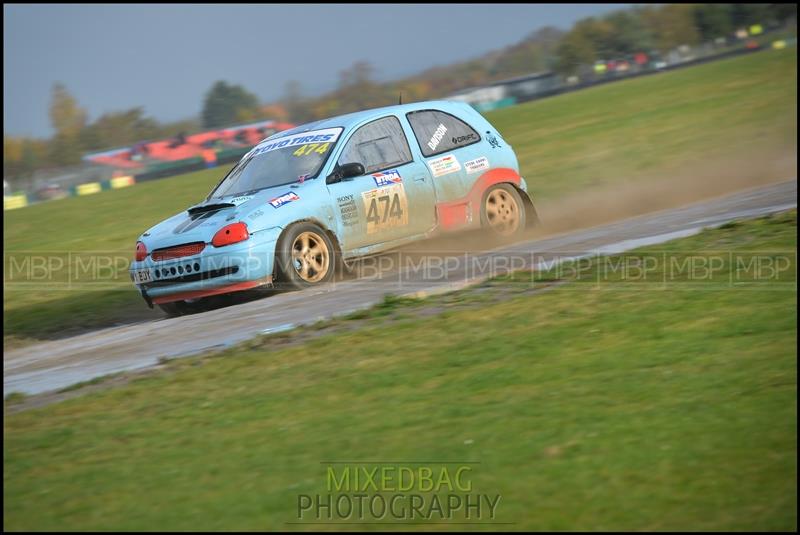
[248,127,344,158]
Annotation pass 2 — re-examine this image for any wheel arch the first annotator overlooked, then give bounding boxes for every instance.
[510,184,540,228]
[276,217,341,247]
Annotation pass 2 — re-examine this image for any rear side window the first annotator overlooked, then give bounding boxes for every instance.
[406,110,481,157]
[337,116,413,175]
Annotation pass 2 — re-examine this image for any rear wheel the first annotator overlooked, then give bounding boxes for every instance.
[275,222,336,289]
[480,184,526,240]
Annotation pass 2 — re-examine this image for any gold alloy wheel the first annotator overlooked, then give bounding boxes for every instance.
[485,188,520,236]
[291,231,330,283]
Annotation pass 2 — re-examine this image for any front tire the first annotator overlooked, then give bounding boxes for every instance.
[480,183,527,240]
[275,222,336,289]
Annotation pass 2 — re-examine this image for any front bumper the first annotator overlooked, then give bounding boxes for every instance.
[129,227,281,305]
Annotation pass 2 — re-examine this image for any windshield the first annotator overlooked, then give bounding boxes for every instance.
[208,127,343,199]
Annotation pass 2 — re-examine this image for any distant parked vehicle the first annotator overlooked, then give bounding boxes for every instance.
[35,184,68,202]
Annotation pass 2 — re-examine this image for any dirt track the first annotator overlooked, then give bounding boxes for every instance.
[4,179,797,396]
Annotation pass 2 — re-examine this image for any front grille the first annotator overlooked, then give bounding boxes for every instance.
[141,266,239,289]
[151,242,206,261]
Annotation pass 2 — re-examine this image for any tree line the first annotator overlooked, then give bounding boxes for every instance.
[4,3,795,184]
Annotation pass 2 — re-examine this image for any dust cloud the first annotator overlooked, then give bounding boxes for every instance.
[403,147,796,257]
[528,148,796,239]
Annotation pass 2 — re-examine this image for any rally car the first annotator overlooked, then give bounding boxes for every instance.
[130,100,538,315]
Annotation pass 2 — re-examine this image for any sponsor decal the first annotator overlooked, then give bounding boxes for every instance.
[372,169,403,187]
[361,184,408,234]
[293,144,330,157]
[486,132,501,149]
[464,156,490,174]
[229,195,254,205]
[337,194,359,228]
[427,154,461,178]
[452,133,477,145]
[427,123,448,152]
[250,127,343,158]
[269,191,300,208]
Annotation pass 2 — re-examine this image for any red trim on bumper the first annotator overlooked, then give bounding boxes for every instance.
[435,167,522,231]
[151,280,264,305]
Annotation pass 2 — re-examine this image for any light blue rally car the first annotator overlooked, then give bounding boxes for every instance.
[130,100,538,315]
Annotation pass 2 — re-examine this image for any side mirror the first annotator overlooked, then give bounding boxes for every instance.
[327,162,365,184]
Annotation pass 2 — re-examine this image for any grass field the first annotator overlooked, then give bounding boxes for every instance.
[3,47,797,342]
[4,210,796,530]
[490,47,797,200]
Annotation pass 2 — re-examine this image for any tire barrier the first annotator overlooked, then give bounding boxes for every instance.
[75,182,102,196]
[3,194,28,211]
[110,175,136,189]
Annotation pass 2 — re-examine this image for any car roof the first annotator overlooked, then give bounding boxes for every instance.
[273,100,469,138]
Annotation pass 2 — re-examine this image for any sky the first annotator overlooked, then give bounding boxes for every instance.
[4,3,631,138]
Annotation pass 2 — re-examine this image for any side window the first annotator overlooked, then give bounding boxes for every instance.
[406,110,481,158]
[337,116,413,175]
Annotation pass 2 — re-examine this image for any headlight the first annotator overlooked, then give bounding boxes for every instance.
[135,241,147,261]
[212,222,250,247]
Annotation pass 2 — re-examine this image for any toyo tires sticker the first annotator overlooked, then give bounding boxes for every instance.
[250,127,343,157]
